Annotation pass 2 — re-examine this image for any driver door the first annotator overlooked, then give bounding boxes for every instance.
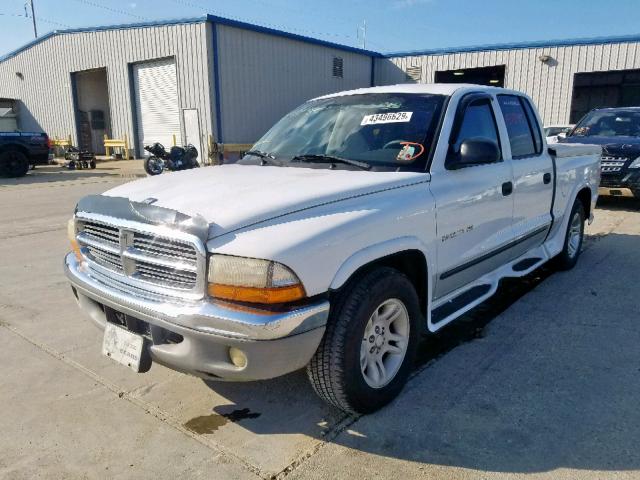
[429,93,515,299]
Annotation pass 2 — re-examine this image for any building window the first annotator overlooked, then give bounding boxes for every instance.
[405,65,422,82]
[332,57,343,78]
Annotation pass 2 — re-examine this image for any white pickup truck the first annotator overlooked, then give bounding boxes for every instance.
[65,84,601,413]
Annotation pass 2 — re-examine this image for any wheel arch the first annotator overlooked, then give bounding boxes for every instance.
[576,185,592,220]
[329,237,431,318]
[0,143,29,156]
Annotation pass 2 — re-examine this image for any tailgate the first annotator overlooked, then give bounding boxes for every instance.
[548,143,602,158]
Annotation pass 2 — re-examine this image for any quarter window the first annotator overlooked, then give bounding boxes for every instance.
[497,95,537,158]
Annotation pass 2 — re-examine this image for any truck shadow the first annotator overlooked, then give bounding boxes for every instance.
[200,232,640,474]
[597,195,640,211]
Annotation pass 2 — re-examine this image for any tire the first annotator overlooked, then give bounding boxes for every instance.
[307,267,421,414]
[554,200,585,270]
[0,149,30,178]
[144,156,164,175]
[89,160,96,169]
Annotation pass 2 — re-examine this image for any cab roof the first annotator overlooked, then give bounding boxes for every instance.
[315,83,523,100]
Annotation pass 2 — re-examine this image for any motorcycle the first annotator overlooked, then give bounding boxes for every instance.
[143,143,199,176]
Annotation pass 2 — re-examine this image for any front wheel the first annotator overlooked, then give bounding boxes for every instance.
[554,200,585,270]
[0,149,29,177]
[144,156,164,175]
[307,267,421,414]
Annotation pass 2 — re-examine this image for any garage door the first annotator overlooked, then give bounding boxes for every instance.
[133,58,181,156]
[570,69,640,123]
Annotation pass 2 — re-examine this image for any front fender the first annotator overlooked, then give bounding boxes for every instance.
[207,183,437,298]
[329,236,431,289]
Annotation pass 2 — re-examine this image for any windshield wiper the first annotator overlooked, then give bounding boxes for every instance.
[291,154,371,171]
[243,149,281,166]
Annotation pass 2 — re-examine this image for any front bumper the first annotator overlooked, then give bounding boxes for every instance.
[64,253,329,380]
[599,170,640,197]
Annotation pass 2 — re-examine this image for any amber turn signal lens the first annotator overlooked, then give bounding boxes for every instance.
[208,283,306,304]
[67,218,83,262]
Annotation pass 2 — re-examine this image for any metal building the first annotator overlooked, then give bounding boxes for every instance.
[376,34,640,125]
[3,15,640,155]
[0,15,375,159]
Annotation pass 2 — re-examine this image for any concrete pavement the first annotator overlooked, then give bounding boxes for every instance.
[1,170,639,479]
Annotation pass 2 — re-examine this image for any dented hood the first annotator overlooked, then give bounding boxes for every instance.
[103,164,428,237]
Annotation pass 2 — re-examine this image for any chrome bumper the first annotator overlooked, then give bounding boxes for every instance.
[64,253,329,380]
[598,186,635,198]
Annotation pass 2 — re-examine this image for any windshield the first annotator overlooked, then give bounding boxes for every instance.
[240,93,446,171]
[570,111,640,138]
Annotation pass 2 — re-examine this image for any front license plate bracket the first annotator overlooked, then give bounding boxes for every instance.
[102,322,152,373]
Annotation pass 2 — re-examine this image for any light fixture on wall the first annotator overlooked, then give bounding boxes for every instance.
[15,72,24,80]
[539,55,552,64]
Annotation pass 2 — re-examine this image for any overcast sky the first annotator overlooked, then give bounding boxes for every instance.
[2,0,640,56]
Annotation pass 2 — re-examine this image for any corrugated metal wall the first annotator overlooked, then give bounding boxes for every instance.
[215,24,373,143]
[0,21,214,156]
[378,41,640,124]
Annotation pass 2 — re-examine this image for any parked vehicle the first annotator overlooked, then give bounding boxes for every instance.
[561,107,640,198]
[544,124,574,144]
[64,84,600,413]
[0,131,50,177]
[143,142,199,175]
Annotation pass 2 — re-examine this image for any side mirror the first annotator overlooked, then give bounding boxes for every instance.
[557,132,567,139]
[447,137,500,169]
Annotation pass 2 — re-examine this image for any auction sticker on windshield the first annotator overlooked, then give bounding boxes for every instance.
[361,112,413,125]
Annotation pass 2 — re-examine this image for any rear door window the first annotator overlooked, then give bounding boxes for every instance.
[497,95,537,158]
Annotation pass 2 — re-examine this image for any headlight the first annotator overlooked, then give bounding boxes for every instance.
[67,217,83,262]
[629,158,640,169]
[207,254,306,304]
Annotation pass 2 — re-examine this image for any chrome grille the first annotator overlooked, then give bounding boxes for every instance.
[600,156,627,173]
[133,232,198,263]
[87,246,124,273]
[75,217,204,296]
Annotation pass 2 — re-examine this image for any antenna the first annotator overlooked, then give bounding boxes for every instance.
[357,20,367,49]
[24,0,38,38]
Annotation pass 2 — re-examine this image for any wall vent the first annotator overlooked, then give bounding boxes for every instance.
[332,57,344,78]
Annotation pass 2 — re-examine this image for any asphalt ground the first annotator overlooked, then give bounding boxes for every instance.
[1,167,639,479]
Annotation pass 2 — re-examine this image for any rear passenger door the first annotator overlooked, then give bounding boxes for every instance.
[497,95,554,254]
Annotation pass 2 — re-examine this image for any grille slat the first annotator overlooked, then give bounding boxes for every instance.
[88,246,124,273]
[600,155,628,173]
[77,219,201,293]
[132,239,197,262]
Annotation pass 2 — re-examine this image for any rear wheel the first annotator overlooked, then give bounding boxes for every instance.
[307,267,421,414]
[554,200,585,270]
[0,149,29,178]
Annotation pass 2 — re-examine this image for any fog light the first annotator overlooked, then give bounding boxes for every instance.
[229,347,247,368]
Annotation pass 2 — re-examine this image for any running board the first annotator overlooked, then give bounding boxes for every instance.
[512,257,542,272]
[428,246,551,332]
[431,284,491,324]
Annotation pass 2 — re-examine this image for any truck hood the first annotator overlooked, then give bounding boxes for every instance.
[563,135,640,157]
[104,164,428,237]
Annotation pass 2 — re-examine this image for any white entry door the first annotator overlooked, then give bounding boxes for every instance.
[133,58,181,156]
[183,108,203,161]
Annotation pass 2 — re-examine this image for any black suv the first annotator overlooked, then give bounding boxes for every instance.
[562,107,640,198]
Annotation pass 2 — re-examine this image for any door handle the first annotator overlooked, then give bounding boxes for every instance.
[543,172,552,184]
[502,181,513,196]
